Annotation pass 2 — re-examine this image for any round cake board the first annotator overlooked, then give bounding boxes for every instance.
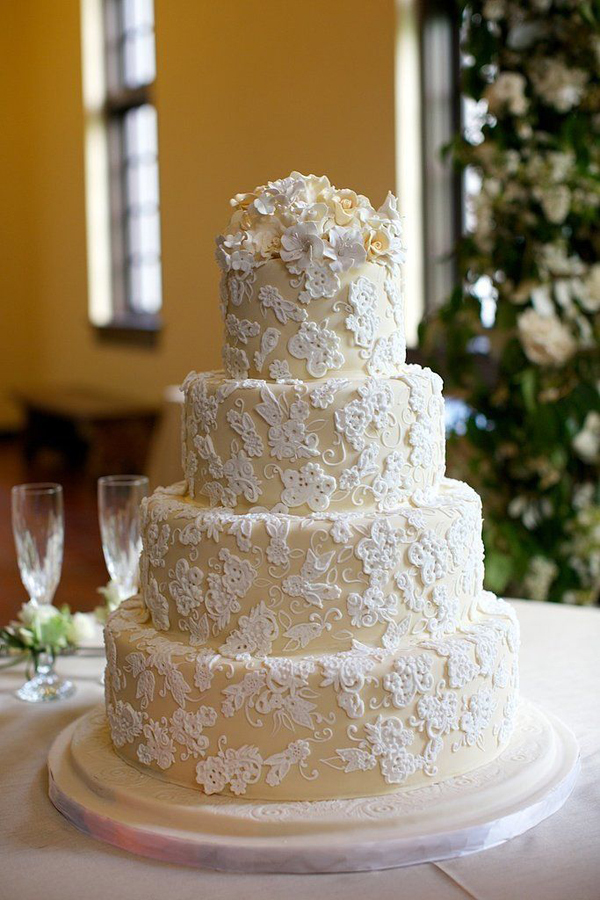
[48,699,579,874]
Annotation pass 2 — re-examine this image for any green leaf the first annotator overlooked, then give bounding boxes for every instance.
[485,551,514,594]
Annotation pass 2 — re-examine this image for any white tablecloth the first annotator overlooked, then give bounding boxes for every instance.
[1,601,599,900]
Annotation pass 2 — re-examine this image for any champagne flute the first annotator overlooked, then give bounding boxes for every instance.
[97,475,149,604]
[11,483,74,702]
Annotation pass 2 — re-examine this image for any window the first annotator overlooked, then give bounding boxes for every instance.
[81,0,162,332]
[395,0,462,345]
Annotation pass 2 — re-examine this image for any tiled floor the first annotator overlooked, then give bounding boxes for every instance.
[0,438,107,623]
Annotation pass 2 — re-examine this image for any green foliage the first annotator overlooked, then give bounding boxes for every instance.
[421,0,600,604]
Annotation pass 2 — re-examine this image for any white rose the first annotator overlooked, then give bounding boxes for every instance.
[536,184,571,224]
[529,59,587,113]
[67,612,101,647]
[517,308,577,367]
[572,412,600,464]
[485,72,529,116]
[18,601,61,627]
[330,189,362,226]
[243,217,283,258]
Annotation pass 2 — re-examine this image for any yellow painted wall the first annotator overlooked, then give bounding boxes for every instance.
[0,0,396,429]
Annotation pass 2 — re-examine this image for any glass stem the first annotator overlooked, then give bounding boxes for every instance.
[36,648,55,677]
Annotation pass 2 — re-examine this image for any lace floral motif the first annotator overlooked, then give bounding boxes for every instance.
[265,516,291,566]
[206,548,256,630]
[146,577,170,631]
[345,276,381,351]
[408,530,449,585]
[454,689,497,751]
[288,321,344,377]
[170,706,217,760]
[347,585,398,627]
[356,518,402,575]
[222,657,320,731]
[258,284,307,325]
[225,313,260,345]
[226,409,264,457]
[264,739,311,786]
[107,700,143,748]
[269,360,293,380]
[320,651,376,719]
[282,548,341,608]
[196,738,263,795]
[195,736,312,795]
[383,655,434,708]
[219,602,279,657]
[409,417,437,468]
[300,261,341,303]
[332,716,424,785]
[168,559,203,617]
[280,462,336,512]
[222,344,250,379]
[308,378,349,410]
[334,379,393,451]
[223,449,261,503]
[253,327,280,372]
[255,386,319,461]
[384,274,404,328]
[137,718,176,770]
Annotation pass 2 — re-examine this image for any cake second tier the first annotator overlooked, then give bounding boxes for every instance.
[181,365,445,512]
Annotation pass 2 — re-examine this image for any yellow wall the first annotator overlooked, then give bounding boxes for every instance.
[0,0,396,429]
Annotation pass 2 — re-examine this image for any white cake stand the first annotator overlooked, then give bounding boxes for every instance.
[48,700,579,874]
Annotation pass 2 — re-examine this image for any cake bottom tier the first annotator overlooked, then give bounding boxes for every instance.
[104,592,519,802]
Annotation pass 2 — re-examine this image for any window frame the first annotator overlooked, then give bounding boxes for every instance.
[83,0,162,341]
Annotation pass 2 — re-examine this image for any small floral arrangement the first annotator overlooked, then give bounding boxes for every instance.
[215,172,406,304]
[94,579,123,624]
[0,601,97,660]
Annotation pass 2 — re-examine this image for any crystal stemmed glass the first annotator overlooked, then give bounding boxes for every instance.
[11,482,75,702]
[97,475,149,604]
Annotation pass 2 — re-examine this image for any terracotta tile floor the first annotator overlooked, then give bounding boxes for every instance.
[0,438,107,624]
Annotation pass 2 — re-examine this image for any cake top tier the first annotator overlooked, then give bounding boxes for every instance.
[216,173,407,381]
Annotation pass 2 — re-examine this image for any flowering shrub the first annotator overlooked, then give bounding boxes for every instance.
[421,0,600,603]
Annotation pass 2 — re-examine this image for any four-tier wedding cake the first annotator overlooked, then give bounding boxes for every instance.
[104,173,519,802]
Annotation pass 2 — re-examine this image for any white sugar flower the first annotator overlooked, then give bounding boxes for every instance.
[517,309,576,367]
[280,222,325,274]
[327,225,367,273]
[329,188,369,226]
[244,217,284,258]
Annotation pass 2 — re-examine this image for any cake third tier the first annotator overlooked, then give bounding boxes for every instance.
[182,365,445,512]
[139,478,483,655]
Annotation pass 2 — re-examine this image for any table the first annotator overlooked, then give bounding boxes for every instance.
[1,601,599,900]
